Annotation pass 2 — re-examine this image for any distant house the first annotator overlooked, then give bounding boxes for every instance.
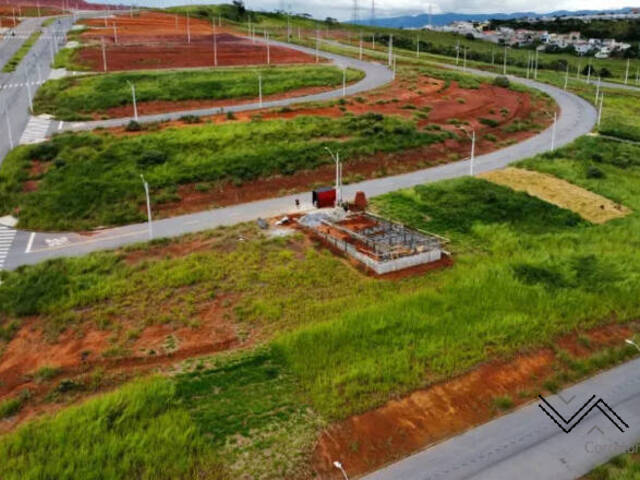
[574,43,592,55]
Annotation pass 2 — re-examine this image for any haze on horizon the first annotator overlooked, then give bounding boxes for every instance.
[87,0,639,21]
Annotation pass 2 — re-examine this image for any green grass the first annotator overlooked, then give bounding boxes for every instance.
[34,66,365,121]
[0,349,319,480]
[0,113,450,230]
[2,31,42,73]
[586,454,640,480]
[0,378,222,480]
[2,135,640,475]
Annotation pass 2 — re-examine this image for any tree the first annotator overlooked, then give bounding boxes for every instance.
[232,0,245,18]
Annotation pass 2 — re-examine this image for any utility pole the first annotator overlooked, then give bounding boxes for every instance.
[526,53,530,79]
[113,22,118,44]
[342,67,346,97]
[372,32,375,50]
[586,61,591,83]
[212,21,218,66]
[140,175,153,240]
[266,31,270,65]
[416,33,420,58]
[127,81,138,120]
[258,73,263,107]
[564,64,569,90]
[359,33,363,60]
[534,50,539,79]
[503,45,507,75]
[597,93,604,126]
[388,34,393,66]
[455,41,459,65]
[625,58,630,84]
[187,12,191,44]
[595,76,601,104]
[470,130,475,175]
[315,30,319,63]
[463,47,467,72]
[101,37,107,72]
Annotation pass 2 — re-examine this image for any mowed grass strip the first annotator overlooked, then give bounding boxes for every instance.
[33,65,364,120]
[2,31,41,73]
[480,167,631,224]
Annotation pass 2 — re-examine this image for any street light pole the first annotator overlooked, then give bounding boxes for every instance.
[597,92,604,127]
[258,73,262,107]
[24,72,33,111]
[140,174,153,240]
[503,45,507,75]
[333,461,349,480]
[127,81,138,120]
[470,129,475,175]
[212,21,218,67]
[101,36,107,72]
[325,147,342,205]
[564,64,569,90]
[342,67,346,97]
[388,34,393,66]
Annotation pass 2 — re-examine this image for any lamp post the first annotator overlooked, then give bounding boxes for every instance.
[597,92,604,127]
[140,174,153,240]
[388,34,393,66]
[258,73,262,108]
[626,339,640,352]
[127,81,138,120]
[462,128,476,176]
[502,45,508,75]
[5,108,13,150]
[325,147,342,205]
[564,64,569,90]
[333,461,349,480]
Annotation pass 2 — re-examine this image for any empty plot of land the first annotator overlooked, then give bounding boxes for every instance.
[480,167,631,224]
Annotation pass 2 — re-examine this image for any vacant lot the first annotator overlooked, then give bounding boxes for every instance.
[1,65,552,231]
[34,65,364,120]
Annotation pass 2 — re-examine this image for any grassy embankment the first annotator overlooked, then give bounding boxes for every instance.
[1,30,41,73]
[2,133,640,477]
[33,65,364,121]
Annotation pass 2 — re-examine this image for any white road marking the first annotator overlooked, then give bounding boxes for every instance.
[25,232,35,254]
[0,226,17,270]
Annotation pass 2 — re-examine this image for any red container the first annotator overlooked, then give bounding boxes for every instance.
[312,187,336,208]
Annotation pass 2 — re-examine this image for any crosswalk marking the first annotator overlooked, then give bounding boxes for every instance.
[0,81,45,90]
[20,116,53,145]
[0,226,16,271]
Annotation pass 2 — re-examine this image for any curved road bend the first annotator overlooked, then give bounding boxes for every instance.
[58,38,394,133]
[3,71,595,269]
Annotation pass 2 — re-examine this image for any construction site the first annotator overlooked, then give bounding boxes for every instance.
[298,208,446,275]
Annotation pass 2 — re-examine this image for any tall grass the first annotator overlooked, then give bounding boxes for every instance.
[0,378,221,480]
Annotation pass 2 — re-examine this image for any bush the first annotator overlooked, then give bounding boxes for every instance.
[493,76,510,88]
[138,150,168,167]
[125,120,142,132]
[479,117,500,128]
[586,165,605,179]
[180,115,201,124]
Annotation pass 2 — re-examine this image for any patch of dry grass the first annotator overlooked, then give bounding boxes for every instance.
[479,167,631,224]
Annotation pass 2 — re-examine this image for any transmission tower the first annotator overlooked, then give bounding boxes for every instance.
[352,0,359,23]
[370,0,375,26]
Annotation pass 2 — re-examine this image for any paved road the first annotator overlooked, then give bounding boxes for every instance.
[57,37,393,132]
[0,15,71,164]
[0,17,43,71]
[363,355,640,480]
[3,70,596,269]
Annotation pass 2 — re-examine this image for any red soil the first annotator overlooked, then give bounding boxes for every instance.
[311,323,633,479]
[77,12,315,71]
[145,75,550,218]
[0,16,19,28]
[102,84,347,119]
[0,294,243,428]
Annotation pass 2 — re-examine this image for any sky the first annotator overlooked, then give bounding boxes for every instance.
[89,0,638,21]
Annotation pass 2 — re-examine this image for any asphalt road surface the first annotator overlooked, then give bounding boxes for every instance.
[363,355,640,480]
[0,15,72,164]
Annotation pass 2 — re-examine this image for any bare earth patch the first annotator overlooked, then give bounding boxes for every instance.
[479,167,631,224]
